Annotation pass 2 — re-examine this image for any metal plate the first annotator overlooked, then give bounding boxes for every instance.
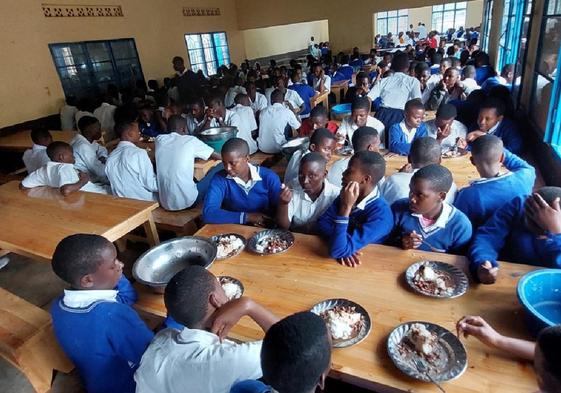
[247,229,295,255]
[336,146,354,156]
[210,233,247,260]
[311,298,372,348]
[405,261,469,299]
[387,321,468,383]
[441,148,468,159]
[218,276,244,300]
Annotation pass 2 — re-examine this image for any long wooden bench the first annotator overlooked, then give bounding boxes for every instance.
[0,287,73,393]
[152,206,202,236]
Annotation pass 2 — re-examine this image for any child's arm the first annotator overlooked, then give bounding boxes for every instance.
[457,316,535,361]
[425,82,446,111]
[389,124,412,155]
[114,275,138,305]
[502,149,536,183]
[525,193,561,268]
[108,305,154,365]
[60,171,89,196]
[202,176,247,225]
[276,185,293,230]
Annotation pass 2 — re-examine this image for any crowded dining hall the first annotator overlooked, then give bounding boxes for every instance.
[1,0,561,392]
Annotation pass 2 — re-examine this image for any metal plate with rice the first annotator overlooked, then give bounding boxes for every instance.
[441,148,468,159]
[218,276,244,300]
[210,233,247,260]
[405,261,469,299]
[387,321,467,383]
[311,298,372,348]
[247,229,294,255]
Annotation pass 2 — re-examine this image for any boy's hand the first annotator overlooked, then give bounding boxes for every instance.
[210,297,250,341]
[246,213,272,227]
[456,315,502,347]
[477,261,499,284]
[78,171,90,183]
[399,163,413,173]
[339,181,360,216]
[436,123,451,141]
[337,252,362,268]
[456,137,468,150]
[279,184,293,205]
[466,130,486,143]
[525,193,561,235]
[402,230,422,249]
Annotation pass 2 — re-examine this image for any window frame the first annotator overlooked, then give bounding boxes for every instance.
[184,31,231,77]
[481,0,494,51]
[431,2,467,34]
[376,9,409,36]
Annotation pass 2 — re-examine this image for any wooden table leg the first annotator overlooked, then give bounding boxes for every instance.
[143,215,160,246]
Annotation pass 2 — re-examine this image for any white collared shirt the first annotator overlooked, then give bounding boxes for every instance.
[21,161,108,194]
[62,288,117,308]
[368,72,422,109]
[105,141,158,202]
[284,149,308,187]
[288,181,340,231]
[421,75,442,104]
[257,103,301,154]
[60,104,78,131]
[228,163,262,194]
[399,121,417,143]
[228,106,259,154]
[250,92,268,114]
[312,74,332,92]
[412,201,453,233]
[71,134,109,183]
[155,132,214,210]
[93,102,117,139]
[224,86,247,108]
[355,186,381,210]
[380,169,457,205]
[462,78,480,95]
[264,88,304,110]
[425,119,468,151]
[337,115,385,148]
[488,121,501,135]
[22,144,50,173]
[135,327,262,393]
[185,114,205,135]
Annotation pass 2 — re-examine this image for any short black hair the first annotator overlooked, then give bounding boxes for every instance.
[351,96,370,112]
[221,137,249,157]
[208,96,224,107]
[30,127,52,144]
[271,89,284,103]
[261,312,331,393]
[436,103,457,120]
[310,128,336,146]
[463,65,476,78]
[404,98,424,113]
[391,52,410,72]
[415,61,430,75]
[114,121,136,138]
[480,97,506,117]
[350,151,386,183]
[234,93,249,105]
[352,126,379,152]
[114,104,139,124]
[537,324,561,386]
[355,71,369,82]
[52,234,113,286]
[309,105,328,119]
[300,151,327,169]
[409,137,441,167]
[412,163,453,192]
[164,266,216,328]
[172,56,184,63]
[536,186,561,206]
[46,141,72,161]
[471,134,503,162]
[167,115,186,132]
[77,115,99,133]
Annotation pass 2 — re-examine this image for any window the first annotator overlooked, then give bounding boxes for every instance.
[531,0,561,155]
[49,39,144,99]
[184,32,230,77]
[376,9,409,35]
[481,0,494,51]
[431,2,467,34]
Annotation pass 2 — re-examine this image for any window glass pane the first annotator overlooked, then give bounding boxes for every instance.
[455,9,467,29]
[432,13,443,32]
[378,11,388,18]
[201,34,213,48]
[388,18,398,35]
[398,16,409,32]
[378,19,388,34]
[433,5,443,12]
[444,3,455,10]
[398,9,408,16]
[110,40,137,60]
[186,34,202,49]
[538,16,561,77]
[388,10,397,17]
[85,42,111,63]
[205,61,217,76]
[531,74,554,130]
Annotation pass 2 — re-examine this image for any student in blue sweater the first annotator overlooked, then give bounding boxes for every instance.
[50,234,154,393]
[469,187,561,284]
[288,68,316,119]
[389,98,428,155]
[391,164,472,254]
[467,97,524,155]
[454,134,536,229]
[317,151,393,267]
[203,138,282,226]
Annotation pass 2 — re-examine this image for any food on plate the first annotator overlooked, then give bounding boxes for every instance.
[442,148,465,158]
[398,323,441,364]
[255,235,290,254]
[412,262,454,296]
[320,306,364,340]
[214,235,244,258]
[219,277,242,300]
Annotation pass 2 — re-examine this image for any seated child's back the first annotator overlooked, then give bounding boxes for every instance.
[50,234,154,393]
[257,89,301,154]
[71,116,108,183]
[22,127,52,173]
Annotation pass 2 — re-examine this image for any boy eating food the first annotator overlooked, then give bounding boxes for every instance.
[388,98,428,155]
[336,97,385,148]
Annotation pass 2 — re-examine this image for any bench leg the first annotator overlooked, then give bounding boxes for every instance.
[143,216,160,247]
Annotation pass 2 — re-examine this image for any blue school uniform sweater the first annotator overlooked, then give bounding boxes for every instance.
[50,276,154,393]
[289,83,316,117]
[332,65,354,83]
[391,199,473,255]
[317,190,393,259]
[454,149,535,228]
[470,118,524,156]
[202,166,281,225]
[468,196,561,279]
[389,121,428,155]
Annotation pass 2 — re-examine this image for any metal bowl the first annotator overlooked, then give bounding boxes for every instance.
[133,236,217,290]
[247,229,295,255]
[281,137,309,160]
[196,126,238,153]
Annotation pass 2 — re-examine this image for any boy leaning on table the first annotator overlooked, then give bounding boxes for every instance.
[317,150,393,268]
[50,234,154,393]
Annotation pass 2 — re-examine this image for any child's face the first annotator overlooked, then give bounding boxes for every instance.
[352,108,369,128]
[311,115,328,129]
[405,108,425,129]
[435,116,454,131]
[191,104,205,120]
[342,160,368,188]
[85,122,102,141]
[82,244,123,290]
[310,138,336,162]
[298,161,326,195]
[357,77,370,90]
[238,96,251,107]
[443,70,459,89]
[409,178,445,216]
[416,70,431,85]
[440,62,450,75]
[222,151,249,178]
[477,108,503,132]
[58,147,75,164]
[139,109,153,123]
[127,123,141,143]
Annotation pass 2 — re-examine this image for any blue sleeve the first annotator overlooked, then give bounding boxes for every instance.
[415,123,428,139]
[389,124,411,155]
[108,305,154,367]
[453,187,478,224]
[202,174,246,225]
[500,123,524,155]
[448,211,473,255]
[328,201,394,258]
[502,149,536,190]
[230,380,271,393]
[265,169,281,214]
[115,275,137,306]
[538,233,561,269]
[468,198,522,279]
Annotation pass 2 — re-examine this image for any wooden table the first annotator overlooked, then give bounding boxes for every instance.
[0,181,159,262]
[0,130,76,152]
[331,80,349,104]
[135,224,538,393]
[311,90,330,111]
